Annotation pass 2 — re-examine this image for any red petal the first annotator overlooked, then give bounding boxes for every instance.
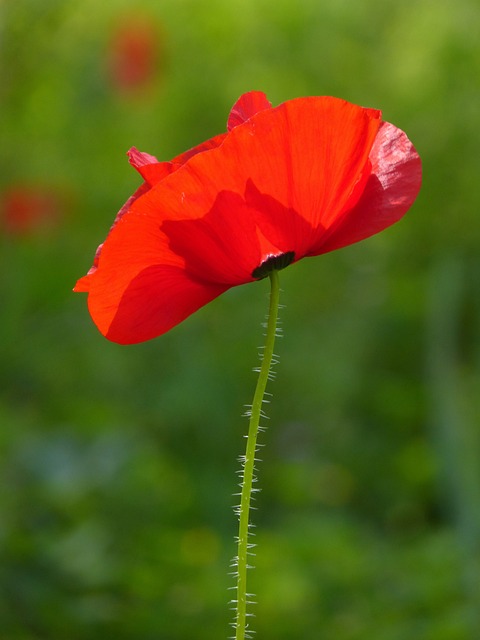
[81,209,228,343]
[73,181,151,290]
[128,147,159,168]
[94,265,227,344]
[74,273,93,292]
[310,121,422,254]
[78,130,217,290]
[227,91,273,131]
[161,190,263,285]
[172,133,227,165]
[128,147,176,185]
[226,97,381,245]
[128,132,229,186]
[144,97,381,263]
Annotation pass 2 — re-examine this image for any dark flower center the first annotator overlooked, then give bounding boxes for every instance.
[252,251,295,279]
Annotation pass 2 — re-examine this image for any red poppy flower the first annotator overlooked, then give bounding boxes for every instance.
[1,184,64,235]
[75,91,421,344]
[107,15,163,95]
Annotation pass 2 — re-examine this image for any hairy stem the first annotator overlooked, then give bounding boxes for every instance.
[234,270,281,640]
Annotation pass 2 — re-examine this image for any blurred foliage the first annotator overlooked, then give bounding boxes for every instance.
[1,0,480,638]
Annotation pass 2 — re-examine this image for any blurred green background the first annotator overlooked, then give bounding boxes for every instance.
[1,0,480,638]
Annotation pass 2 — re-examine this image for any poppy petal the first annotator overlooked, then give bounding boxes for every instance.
[139,97,381,262]
[162,190,264,284]
[79,208,229,343]
[227,91,273,131]
[172,133,227,165]
[127,147,176,185]
[78,134,206,288]
[73,180,153,290]
[128,147,159,168]
[310,121,422,254]
[92,265,228,344]
[129,131,229,186]
[224,97,381,245]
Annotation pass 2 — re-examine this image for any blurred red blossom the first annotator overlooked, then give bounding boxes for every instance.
[107,15,164,95]
[75,91,422,344]
[1,184,66,236]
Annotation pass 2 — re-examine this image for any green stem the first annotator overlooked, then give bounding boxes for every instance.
[234,270,281,640]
